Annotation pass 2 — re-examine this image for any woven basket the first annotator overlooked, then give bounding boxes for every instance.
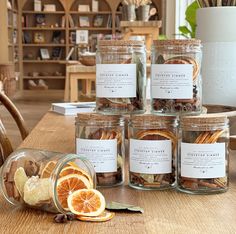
[79,55,96,66]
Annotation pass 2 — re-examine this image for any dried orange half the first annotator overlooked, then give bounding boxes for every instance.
[67,189,105,217]
[56,174,91,210]
[59,166,93,187]
[77,211,115,222]
[41,160,57,178]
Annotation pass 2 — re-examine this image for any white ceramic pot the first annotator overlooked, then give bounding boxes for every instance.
[196,7,236,106]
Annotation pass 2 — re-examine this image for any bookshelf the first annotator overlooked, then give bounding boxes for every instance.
[7,0,19,69]
[17,0,162,99]
[21,0,66,93]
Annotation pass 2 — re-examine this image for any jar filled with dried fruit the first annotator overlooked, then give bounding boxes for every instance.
[76,113,125,187]
[129,114,178,190]
[178,115,229,194]
[0,149,96,213]
[96,40,146,114]
[151,39,202,115]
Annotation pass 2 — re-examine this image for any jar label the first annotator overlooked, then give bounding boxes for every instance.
[151,64,193,99]
[96,64,136,98]
[130,139,172,174]
[181,142,226,178]
[76,138,117,173]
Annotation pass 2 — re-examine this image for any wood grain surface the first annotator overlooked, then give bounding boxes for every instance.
[1,111,236,234]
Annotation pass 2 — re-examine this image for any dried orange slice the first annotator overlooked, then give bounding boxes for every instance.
[59,166,93,187]
[41,160,57,178]
[67,189,105,217]
[76,211,115,222]
[56,174,91,210]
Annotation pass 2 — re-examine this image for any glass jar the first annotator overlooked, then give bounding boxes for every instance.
[76,113,125,187]
[0,148,95,213]
[96,40,146,114]
[129,114,178,190]
[151,39,202,115]
[178,115,229,194]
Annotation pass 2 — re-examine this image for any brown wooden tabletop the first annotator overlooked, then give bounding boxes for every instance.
[1,111,236,234]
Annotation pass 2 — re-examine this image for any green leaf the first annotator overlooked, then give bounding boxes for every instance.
[178,0,199,38]
[186,1,199,26]
[179,26,191,35]
[106,201,144,213]
[158,34,168,40]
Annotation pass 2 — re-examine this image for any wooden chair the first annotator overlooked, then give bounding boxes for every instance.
[0,92,28,166]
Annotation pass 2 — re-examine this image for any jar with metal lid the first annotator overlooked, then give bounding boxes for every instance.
[0,148,95,213]
[96,40,146,114]
[75,113,125,187]
[128,114,178,190]
[178,115,229,194]
[151,39,202,115]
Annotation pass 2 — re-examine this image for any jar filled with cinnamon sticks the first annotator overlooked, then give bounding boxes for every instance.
[178,115,229,194]
[96,40,146,114]
[75,113,125,187]
[129,114,178,190]
[151,39,202,115]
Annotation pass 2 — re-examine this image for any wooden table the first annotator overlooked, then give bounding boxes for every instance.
[64,65,96,102]
[1,111,236,233]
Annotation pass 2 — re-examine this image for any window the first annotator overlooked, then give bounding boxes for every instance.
[175,0,194,35]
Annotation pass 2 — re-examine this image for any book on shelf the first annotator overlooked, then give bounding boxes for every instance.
[68,14,75,28]
[34,0,42,11]
[22,15,29,27]
[61,15,66,28]
[107,14,112,28]
[13,13,17,28]
[92,0,99,12]
[66,47,75,60]
[52,102,96,115]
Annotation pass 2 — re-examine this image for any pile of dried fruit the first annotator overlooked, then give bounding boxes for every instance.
[5,159,114,222]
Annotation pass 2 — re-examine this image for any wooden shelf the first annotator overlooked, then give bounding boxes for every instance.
[16,0,150,99]
[23,44,66,47]
[23,60,66,63]
[22,11,65,14]
[23,76,65,79]
[69,27,112,31]
[69,11,111,14]
[22,27,66,31]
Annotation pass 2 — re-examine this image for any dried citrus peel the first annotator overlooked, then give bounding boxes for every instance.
[67,189,106,217]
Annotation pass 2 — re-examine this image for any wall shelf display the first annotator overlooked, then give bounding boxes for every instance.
[21,0,66,93]
[17,0,162,99]
[7,0,19,71]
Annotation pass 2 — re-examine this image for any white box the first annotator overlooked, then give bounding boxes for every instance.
[44,4,56,12]
[92,0,99,12]
[34,0,41,11]
[78,5,90,12]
